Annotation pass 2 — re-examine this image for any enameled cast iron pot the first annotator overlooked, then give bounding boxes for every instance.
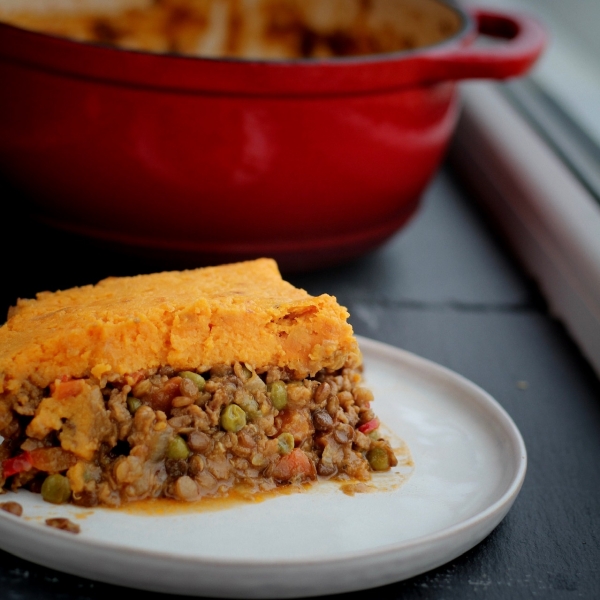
[0,3,545,271]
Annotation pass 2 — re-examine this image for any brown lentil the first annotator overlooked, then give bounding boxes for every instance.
[0,501,22,516]
[45,518,80,534]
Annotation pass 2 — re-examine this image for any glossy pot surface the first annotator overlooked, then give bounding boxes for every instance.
[0,2,545,270]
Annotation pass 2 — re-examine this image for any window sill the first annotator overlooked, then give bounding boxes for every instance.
[449,83,600,378]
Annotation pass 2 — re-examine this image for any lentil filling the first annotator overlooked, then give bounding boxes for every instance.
[0,362,397,507]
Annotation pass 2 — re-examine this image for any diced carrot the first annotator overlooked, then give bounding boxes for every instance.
[272,449,316,482]
[52,379,84,400]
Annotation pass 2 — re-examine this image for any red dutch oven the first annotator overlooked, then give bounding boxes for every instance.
[0,3,545,271]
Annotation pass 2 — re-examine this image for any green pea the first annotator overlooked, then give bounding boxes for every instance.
[127,397,142,414]
[267,381,288,410]
[41,474,71,505]
[277,432,295,455]
[220,404,247,432]
[179,371,206,392]
[167,435,190,460]
[366,447,390,472]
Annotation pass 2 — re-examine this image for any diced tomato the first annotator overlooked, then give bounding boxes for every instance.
[358,418,380,434]
[272,449,316,482]
[51,379,84,400]
[2,452,33,478]
[28,448,77,473]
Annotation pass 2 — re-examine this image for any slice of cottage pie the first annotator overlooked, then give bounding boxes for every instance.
[0,259,396,507]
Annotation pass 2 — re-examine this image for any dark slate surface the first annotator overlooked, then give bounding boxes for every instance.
[291,173,533,308]
[1,168,599,599]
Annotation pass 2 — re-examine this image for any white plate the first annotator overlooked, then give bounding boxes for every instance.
[0,337,526,598]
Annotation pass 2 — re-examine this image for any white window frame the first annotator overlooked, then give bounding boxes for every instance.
[449,82,600,378]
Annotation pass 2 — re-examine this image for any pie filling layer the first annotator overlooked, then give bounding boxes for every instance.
[0,362,396,507]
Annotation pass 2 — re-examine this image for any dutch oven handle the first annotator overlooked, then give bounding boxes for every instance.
[420,9,547,82]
